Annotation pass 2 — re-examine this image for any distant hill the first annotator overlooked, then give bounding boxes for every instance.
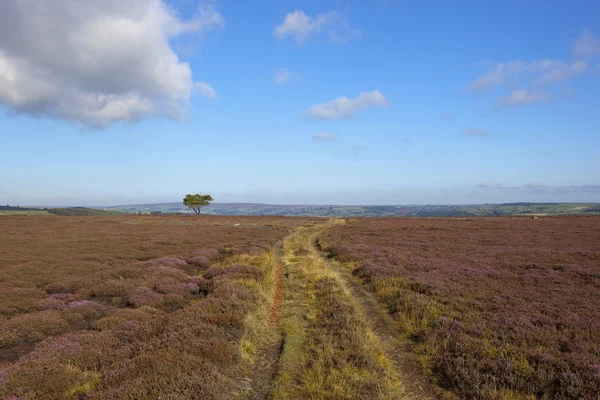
[0,205,46,212]
[47,207,123,216]
[0,205,124,216]
[100,202,600,217]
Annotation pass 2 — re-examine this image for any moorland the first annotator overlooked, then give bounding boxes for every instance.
[1,214,599,399]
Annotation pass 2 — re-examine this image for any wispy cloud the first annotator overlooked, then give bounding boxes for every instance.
[464,128,488,136]
[477,183,600,194]
[525,183,547,190]
[525,184,600,193]
[194,82,217,99]
[274,10,358,45]
[469,60,588,94]
[304,90,388,120]
[476,182,502,188]
[312,132,337,142]
[496,89,550,108]
[554,185,600,193]
[573,28,600,58]
[337,145,364,161]
[468,31,595,110]
[532,60,588,86]
[273,69,291,84]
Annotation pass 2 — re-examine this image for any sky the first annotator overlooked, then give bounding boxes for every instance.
[0,0,599,206]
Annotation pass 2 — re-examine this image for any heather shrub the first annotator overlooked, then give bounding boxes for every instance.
[148,276,190,295]
[44,281,74,294]
[147,264,189,282]
[326,245,359,262]
[220,264,263,281]
[160,293,188,312]
[88,280,132,299]
[204,265,225,279]
[0,359,101,399]
[89,351,230,400]
[0,327,20,348]
[189,276,214,293]
[92,307,163,331]
[34,331,134,370]
[1,310,69,346]
[125,287,164,308]
[0,285,46,316]
[150,256,187,268]
[187,255,210,267]
[60,300,109,329]
[37,296,68,310]
[191,247,221,260]
[111,267,144,279]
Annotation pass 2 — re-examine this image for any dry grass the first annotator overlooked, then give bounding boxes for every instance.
[272,222,405,399]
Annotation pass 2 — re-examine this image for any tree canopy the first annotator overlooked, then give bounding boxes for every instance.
[183,194,213,215]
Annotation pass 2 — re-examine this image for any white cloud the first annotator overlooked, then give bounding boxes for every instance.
[525,183,546,190]
[524,184,600,194]
[273,69,291,84]
[464,128,488,136]
[312,132,337,141]
[469,59,588,94]
[304,90,388,120]
[194,82,216,98]
[0,0,224,128]
[496,90,550,108]
[274,10,358,45]
[476,182,502,188]
[573,29,600,58]
[532,60,588,86]
[337,145,364,161]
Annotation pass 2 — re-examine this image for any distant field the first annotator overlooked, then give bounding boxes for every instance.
[104,202,600,217]
[0,206,121,216]
[319,216,600,399]
[0,215,315,399]
[0,205,48,215]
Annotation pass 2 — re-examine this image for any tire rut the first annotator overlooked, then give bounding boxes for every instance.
[312,235,444,400]
[237,241,285,400]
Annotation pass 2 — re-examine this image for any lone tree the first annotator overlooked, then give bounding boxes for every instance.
[183,194,213,215]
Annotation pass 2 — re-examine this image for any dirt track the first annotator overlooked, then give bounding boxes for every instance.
[245,220,443,399]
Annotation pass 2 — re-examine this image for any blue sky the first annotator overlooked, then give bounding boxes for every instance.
[1,0,599,206]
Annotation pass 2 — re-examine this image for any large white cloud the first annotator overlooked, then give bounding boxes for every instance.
[304,91,388,120]
[0,0,224,127]
[274,10,358,45]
